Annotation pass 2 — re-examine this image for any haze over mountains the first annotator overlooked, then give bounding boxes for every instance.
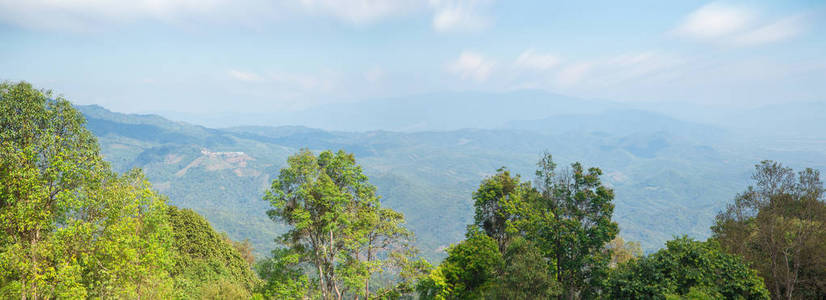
[78,90,826,258]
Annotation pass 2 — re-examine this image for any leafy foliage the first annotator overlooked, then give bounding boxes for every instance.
[533,153,619,298]
[166,206,259,299]
[472,168,533,252]
[418,229,503,300]
[494,237,560,299]
[263,149,425,299]
[0,81,174,298]
[605,237,769,299]
[712,161,826,299]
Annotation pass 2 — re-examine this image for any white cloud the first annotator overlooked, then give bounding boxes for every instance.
[672,2,808,47]
[228,70,264,82]
[733,15,806,46]
[0,0,423,31]
[299,0,421,24]
[448,51,495,82]
[514,49,561,71]
[673,3,754,39]
[548,52,683,88]
[429,0,492,33]
[0,0,498,33]
[0,0,290,31]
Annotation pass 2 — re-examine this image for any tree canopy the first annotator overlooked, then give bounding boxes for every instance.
[605,237,769,300]
[712,161,826,299]
[0,82,175,298]
[0,81,258,299]
[262,149,427,299]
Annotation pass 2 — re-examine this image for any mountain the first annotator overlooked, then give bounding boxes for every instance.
[77,104,826,259]
[158,90,625,131]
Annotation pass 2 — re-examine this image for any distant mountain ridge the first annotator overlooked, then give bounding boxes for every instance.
[76,102,826,259]
[157,90,626,131]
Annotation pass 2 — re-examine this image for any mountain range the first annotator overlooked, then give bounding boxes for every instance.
[77,91,826,259]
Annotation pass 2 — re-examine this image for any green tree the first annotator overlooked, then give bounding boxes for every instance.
[166,206,259,299]
[493,236,560,299]
[418,229,503,300]
[712,161,826,299]
[255,248,315,299]
[0,81,105,298]
[605,236,769,300]
[65,170,175,299]
[533,153,618,299]
[0,82,178,299]
[472,168,533,252]
[264,149,422,300]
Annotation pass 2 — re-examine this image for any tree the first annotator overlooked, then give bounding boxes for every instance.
[606,236,643,268]
[264,149,422,300]
[166,206,259,299]
[255,248,315,299]
[63,170,176,299]
[417,229,503,300]
[472,168,533,252]
[0,81,105,299]
[712,161,826,299]
[605,237,769,299]
[0,82,186,299]
[420,165,564,299]
[493,237,560,299]
[533,153,619,299]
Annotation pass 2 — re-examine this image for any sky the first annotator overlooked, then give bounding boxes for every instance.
[1,0,825,117]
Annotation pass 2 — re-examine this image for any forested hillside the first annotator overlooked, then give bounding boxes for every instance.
[76,101,826,259]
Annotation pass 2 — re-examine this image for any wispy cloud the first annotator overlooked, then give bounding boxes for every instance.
[673,3,755,39]
[448,51,495,82]
[298,0,421,24]
[672,2,808,47]
[429,0,493,33]
[732,15,806,46]
[0,0,291,31]
[514,49,561,71]
[527,51,684,89]
[0,0,496,32]
[228,70,264,82]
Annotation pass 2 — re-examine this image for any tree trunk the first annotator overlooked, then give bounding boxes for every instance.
[315,247,328,300]
[365,242,373,299]
[31,229,39,300]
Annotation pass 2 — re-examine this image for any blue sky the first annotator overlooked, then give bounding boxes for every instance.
[1,1,824,115]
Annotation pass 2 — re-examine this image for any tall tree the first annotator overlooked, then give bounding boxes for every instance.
[0,81,104,299]
[264,149,421,300]
[472,168,533,252]
[0,81,176,299]
[712,161,826,299]
[533,153,618,299]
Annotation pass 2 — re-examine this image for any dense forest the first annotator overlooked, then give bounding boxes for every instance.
[2,81,825,299]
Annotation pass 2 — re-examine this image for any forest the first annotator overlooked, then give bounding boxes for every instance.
[2,81,825,299]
